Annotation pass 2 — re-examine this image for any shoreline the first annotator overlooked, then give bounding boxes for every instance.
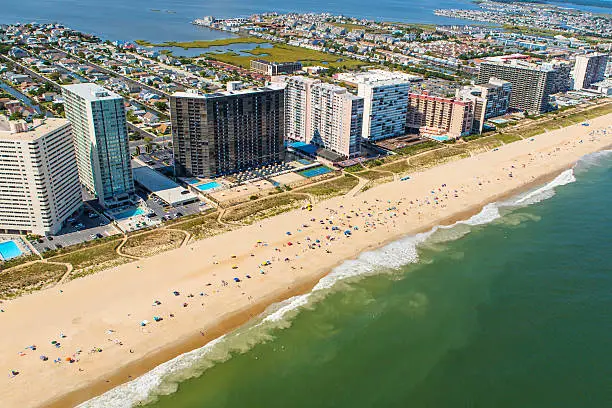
[1,113,611,408]
[42,163,584,408]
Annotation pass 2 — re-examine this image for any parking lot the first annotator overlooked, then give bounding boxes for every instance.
[136,188,211,222]
[31,204,121,254]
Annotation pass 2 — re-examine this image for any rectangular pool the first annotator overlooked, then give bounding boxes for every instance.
[430,135,450,142]
[0,240,23,260]
[114,208,145,220]
[300,166,332,178]
[196,181,222,191]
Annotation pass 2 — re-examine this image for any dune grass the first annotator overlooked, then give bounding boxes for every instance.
[0,262,67,299]
[223,194,310,224]
[171,212,232,240]
[122,229,186,258]
[300,175,360,200]
[51,239,131,279]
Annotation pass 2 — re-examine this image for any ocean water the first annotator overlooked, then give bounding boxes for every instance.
[81,151,612,408]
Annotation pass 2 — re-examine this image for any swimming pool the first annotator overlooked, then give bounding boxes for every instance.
[114,208,145,220]
[430,135,450,142]
[300,166,332,178]
[297,159,312,165]
[196,181,222,191]
[0,240,23,260]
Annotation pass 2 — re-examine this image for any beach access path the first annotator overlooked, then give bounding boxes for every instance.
[1,113,612,408]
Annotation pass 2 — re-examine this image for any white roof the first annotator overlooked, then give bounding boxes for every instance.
[62,83,122,101]
[132,165,198,206]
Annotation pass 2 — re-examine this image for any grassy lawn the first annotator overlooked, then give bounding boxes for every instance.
[122,229,186,258]
[223,193,310,224]
[207,43,366,69]
[171,212,232,240]
[299,174,359,200]
[50,239,131,279]
[135,37,269,48]
[0,262,67,299]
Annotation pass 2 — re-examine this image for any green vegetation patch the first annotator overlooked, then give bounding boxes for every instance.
[207,43,366,69]
[379,159,417,174]
[494,133,523,144]
[0,261,67,299]
[394,141,439,156]
[223,193,309,224]
[300,174,359,200]
[122,229,186,258]
[171,212,232,240]
[355,170,393,181]
[409,147,470,169]
[51,239,131,279]
[135,37,269,48]
[0,254,40,271]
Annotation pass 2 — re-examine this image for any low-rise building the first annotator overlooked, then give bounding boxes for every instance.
[250,60,303,76]
[406,91,473,139]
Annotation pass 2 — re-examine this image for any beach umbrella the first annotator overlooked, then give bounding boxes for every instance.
[234,277,240,282]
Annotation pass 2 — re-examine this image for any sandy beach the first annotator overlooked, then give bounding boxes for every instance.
[1,113,611,408]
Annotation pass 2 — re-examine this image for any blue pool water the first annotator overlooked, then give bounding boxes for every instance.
[297,159,312,165]
[431,135,450,142]
[196,181,222,191]
[114,208,145,220]
[300,166,332,178]
[0,240,23,260]
[184,178,200,185]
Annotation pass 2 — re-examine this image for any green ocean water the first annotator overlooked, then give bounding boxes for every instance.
[85,152,612,408]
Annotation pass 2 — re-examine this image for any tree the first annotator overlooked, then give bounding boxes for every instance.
[163,76,171,84]
[154,101,167,111]
[9,111,23,121]
[49,71,61,82]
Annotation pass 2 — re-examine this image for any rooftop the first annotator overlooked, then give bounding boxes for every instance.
[132,164,198,206]
[337,69,419,86]
[62,83,122,101]
[0,117,70,141]
[173,83,285,99]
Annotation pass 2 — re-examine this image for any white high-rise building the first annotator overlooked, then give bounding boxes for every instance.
[0,118,82,235]
[573,53,609,90]
[62,83,134,208]
[355,72,411,141]
[311,83,363,157]
[284,76,317,143]
[283,77,364,158]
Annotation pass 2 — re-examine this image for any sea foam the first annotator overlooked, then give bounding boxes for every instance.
[78,167,582,408]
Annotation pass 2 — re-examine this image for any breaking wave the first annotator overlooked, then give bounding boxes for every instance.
[79,165,588,408]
